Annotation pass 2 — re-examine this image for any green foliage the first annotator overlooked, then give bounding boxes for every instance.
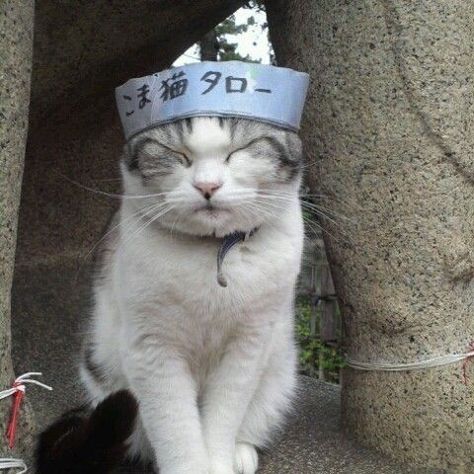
[214,15,259,62]
[295,298,346,383]
[216,16,250,36]
[199,1,269,63]
[243,0,266,12]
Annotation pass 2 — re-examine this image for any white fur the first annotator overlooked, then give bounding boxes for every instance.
[83,118,304,474]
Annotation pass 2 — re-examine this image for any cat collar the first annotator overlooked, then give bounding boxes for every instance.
[217,228,258,288]
[116,61,310,140]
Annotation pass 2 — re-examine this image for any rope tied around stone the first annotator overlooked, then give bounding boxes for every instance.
[461,341,474,385]
[346,342,474,383]
[0,459,27,473]
[0,372,53,473]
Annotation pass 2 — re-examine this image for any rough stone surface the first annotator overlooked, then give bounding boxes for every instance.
[12,264,433,473]
[0,0,36,460]
[267,1,474,472]
[28,0,247,130]
[16,0,246,269]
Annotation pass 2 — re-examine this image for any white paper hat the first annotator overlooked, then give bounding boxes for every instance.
[116,61,310,141]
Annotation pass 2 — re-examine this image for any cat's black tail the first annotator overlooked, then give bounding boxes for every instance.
[36,390,138,474]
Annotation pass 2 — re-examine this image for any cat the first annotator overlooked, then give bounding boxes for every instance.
[36,390,138,474]
[38,116,304,474]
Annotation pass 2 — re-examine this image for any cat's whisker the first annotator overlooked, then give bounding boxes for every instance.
[72,201,168,285]
[251,193,351,245]
[302,214,353,246]
[168,210,186,239]
[251,198,339,238]
[300,203,349,229]
[302,216,323,236]
[242,203,276,223]
[163,198,191,206]
[243,202,287,233]
[301,203,353,223]
[252,199,286,215]
[257,195,298,204]
[302,210,355,243]
[81,201,163,262]
[300,197,352,214]
[90,177,124,182]
[237,204,278,233]
[304,192,364,213]
[224,191,353,245]
[54,170,184,200]
[117,204,176,253]
[118,206,170,248]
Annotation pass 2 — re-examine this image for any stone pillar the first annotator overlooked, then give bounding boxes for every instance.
[267,1,474,471]
[10,0,246,429]
[15,0,246,268]
[0,0,36,459]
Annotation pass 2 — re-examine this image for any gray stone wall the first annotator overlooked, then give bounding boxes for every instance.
[267,0,474,471]
[6,0,246,458]
[0,0,36,459]
[16,0,246,268]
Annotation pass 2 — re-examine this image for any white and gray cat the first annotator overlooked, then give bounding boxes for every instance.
[82,116,304,474]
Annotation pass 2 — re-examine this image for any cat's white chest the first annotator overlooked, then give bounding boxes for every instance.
[116,222,301,324]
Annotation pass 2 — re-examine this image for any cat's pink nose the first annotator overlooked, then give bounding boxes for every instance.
[193,182,222,200]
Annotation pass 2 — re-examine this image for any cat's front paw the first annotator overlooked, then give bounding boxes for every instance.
[234,442,258,474]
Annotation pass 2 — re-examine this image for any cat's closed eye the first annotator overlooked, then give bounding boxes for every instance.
[225,136,277,163]
[132,138,191,175]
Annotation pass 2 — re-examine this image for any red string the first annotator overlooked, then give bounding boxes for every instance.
[461,341,474,385]
[5,382,25,449]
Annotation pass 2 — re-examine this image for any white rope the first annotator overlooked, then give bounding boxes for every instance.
[0,372,52,401]
[0,459,27,473]
[346,350,474,371]
[0,373,53,473]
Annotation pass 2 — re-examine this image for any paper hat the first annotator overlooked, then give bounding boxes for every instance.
[116,61,310,141]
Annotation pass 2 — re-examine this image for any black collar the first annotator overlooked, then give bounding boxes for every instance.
[216,228,258,287]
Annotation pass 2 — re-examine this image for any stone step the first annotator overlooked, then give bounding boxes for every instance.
[12,262,433,473]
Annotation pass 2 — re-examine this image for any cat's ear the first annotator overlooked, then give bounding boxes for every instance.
[285,132,303,162]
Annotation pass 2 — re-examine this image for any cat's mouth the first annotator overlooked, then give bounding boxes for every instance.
[195,203,229,216]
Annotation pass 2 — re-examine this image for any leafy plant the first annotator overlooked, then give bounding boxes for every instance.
[199,2,271,63]
[295,297,345,383]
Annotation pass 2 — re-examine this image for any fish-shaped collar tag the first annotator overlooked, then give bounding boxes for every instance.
[216,228,258,287]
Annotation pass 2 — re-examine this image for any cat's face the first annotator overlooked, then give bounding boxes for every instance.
[122,117,302,237]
